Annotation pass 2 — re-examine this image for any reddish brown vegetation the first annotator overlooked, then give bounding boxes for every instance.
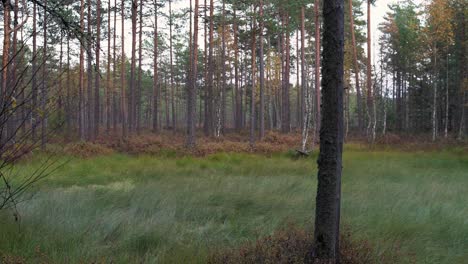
[208,226,405,264]
[53,131,467,158]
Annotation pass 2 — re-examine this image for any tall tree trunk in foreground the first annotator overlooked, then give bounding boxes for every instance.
[311,0,344,262]
[187,0,199,148]
[349,0,363,132]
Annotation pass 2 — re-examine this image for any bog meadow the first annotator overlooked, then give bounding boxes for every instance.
[0,0,466,263]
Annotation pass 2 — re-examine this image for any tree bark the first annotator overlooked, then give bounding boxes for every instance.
[366,0,374,144]
[187,0,199,148]
[250,6,257,147]
[234,5,241,132]
[169,0,176,131]
[87,0,93,140]
[95,0,101,138]
[32,1,38,141]
[79,0,86,140]
[311,0,344,262]
[137,0,143,134]
[349,0,363,132]
[106,0,112,133]
[121,0,128,139]
[153,0,159,132]
[315,0,321,140]
[41,0,48,149]
[259,0,265,140]
[221,0,227,135]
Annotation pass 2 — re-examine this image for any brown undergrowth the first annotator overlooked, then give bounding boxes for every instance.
[52,130,467,158]
[208,225,407,264]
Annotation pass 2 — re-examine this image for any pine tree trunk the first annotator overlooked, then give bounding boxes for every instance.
[95,0,101,138]
[169,0,175,131]
[311,0,344,261]
[1,0,12,148]
[79,0,86,141]
[221,0,227,135]
[129,0,137,133]
[41,0,48,149]
[106,0,112,133]
[153,0,159,132]
[87,0,93,140]
[250,7,257,147]
[113,0,118,132]
[366,0,374,144]
[234,6,241,132]
[121,0,128,139]
[281,13,291,133]
[187,0,199,148]
[349,0,363,132]
[66,35,71,140]
[137,0,143,134]
[259,0,265,140]
[315,0,321,140]
[32,2,38,141]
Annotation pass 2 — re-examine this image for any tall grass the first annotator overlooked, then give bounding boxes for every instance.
[0,148,467,263]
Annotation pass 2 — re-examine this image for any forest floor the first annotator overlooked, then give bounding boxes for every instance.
[0,135,467,263]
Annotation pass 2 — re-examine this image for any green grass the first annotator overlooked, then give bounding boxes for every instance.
[0,147,467,263]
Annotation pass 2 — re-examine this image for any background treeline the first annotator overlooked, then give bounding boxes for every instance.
[0,0,466,149]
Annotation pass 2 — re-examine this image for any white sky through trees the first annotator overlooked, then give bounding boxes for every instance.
[1,0,423,77]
